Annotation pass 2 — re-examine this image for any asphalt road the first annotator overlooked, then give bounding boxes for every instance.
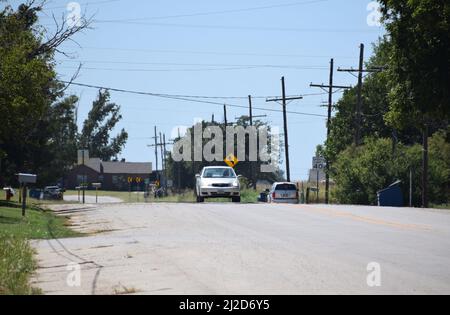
[32,203,450,295]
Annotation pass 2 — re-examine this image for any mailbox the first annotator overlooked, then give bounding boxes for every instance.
[18,173,37,184]
[92,183,102,189]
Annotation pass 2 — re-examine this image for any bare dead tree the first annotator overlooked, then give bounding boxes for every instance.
[18,0,94,93]
[30,2,93,59]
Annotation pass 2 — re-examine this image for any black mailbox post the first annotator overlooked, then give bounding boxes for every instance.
[17,173,37,216]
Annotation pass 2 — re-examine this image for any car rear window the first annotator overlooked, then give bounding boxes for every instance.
[275,184,297,191]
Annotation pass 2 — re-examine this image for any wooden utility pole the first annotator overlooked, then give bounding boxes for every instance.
[153,126,159,178]
[149,133,173,192]
[82,150,86,204]
[177,128,181,191]
[422,124,429,208]
[159,133,164,172]
[266,77,303,183]
[223,104,228,127]
[248,95,255,190]
[338,44,382,146]
[163,133,168,191]
[281,77,290,182]
[311,59,351,204]
[409,167,413,207]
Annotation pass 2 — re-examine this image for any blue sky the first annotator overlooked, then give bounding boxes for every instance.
[17,0,384,180]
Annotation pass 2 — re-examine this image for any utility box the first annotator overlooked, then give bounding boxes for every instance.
[377,180,404,207]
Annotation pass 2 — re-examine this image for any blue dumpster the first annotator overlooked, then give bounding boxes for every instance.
[29,189,42,200]
[258,192,268,203]
[377,180,403,207]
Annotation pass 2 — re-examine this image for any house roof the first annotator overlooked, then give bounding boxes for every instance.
[102,161,152,175]
[85,158,102,173]
[82,158,152,175]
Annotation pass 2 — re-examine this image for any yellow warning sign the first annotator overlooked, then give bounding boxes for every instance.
[224,154,239,168]
[128,177,133,183]
[136,177,142,183]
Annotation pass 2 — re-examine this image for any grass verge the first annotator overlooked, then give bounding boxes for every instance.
[0,204,80,295]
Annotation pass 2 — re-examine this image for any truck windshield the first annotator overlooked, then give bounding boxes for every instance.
[203,168,236,178]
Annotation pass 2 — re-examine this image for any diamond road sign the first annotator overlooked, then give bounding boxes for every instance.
[224,154,239,168]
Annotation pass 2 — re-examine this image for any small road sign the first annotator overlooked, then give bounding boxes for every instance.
[224,154,239,168]
[128,177,133,183]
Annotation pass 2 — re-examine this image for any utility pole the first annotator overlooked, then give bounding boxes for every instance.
[177,128,181,191]
[159,132,165,173]
[338,44,382,146]
[246,95,267,190]
[281,77,290,182]
[163,133,168,191]
[267,77,303,183]
[409,167,413,208]
[82,150,86,204]
[149,133,173,193]
[248,95,255,190]
[422,124,429,208]
[311,59,351,204]
[153,126,159,180]
[223,104,228,127]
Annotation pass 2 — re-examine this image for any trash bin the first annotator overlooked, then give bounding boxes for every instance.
[258,192,268,203]
[29,189,42,200]
[377,180,403,207]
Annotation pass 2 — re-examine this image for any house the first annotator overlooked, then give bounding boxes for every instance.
[66,158,153,191]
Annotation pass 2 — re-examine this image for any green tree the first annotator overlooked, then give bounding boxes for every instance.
[0,1,89,186]
[80,89,128,161]
[0,2,60,185]
[379,0,450,206]
[44,95,79,184]
[166,117,284,190]
[333,133,449,206]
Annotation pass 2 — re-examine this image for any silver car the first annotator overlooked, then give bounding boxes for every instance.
[196,167,241,203]
[268,182,299,204]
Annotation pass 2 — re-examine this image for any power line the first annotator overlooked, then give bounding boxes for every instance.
[58,46,356,59]
[94,0,332,22]
[61,81,328,118]
[91,21,380,34]
[58,65,329,72]
[59,59,330,70]
[58,65,263,73]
